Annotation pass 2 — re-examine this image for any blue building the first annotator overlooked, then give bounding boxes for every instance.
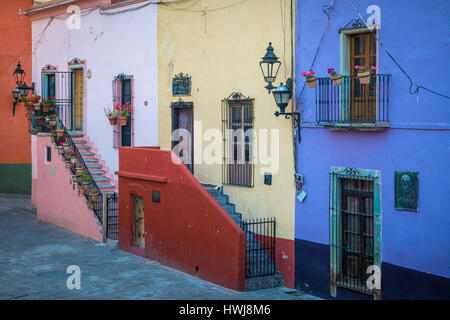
[294,0,449,299]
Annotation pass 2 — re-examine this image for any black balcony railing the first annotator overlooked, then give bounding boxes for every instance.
[315,74,390,126]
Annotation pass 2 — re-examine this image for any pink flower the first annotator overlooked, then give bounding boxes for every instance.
[328,68,334,74]
[302,71,307,76]
[308,71,315,75]
[355,65,361,70]
[371,66,377,70]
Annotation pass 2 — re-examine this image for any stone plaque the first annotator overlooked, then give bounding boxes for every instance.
[394,171,418,212]
[172,73,191,96]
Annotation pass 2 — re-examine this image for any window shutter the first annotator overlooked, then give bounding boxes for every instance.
[130,78,134,146]
[113,79,122,148]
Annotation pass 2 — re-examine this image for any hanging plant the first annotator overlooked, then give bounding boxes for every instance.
[328,68,343,86]
[104,107,117,125]
[35,110,45,125]
[302,70,317,88]
[355,65,376,84]
[42,96,56,112]
[89,188,100,202]
[116,103,131,126]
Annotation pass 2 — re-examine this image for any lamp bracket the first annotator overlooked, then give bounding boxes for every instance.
[274,111,301,143]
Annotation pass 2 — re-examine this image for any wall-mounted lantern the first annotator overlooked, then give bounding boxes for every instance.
[11,61,35,116]
[260,43,300,143]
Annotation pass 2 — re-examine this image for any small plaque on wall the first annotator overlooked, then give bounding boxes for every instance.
[172,73,191,96]
[394,171,419,212]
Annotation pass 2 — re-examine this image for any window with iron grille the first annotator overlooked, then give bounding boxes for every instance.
[113,74,134,148]
[329,167,381,299]
[221,92,254,187]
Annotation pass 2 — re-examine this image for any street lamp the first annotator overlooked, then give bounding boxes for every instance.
[11,61,35,116]
[259,43,300,143]
[259,42,281,93]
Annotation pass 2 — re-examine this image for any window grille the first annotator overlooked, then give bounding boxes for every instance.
[221,92,254,187]
[113,74,134,148]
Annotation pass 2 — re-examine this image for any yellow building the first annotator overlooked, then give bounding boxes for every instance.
[157,0,296,287]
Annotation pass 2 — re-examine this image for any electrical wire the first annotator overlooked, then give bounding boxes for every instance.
[158,0,249,13]
[346,0,450,100]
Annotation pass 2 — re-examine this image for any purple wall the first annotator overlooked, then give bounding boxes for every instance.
[295,0,449,278]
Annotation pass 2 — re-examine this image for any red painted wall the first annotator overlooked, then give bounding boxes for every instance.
[0,0,33,164]
[116,147,247,291]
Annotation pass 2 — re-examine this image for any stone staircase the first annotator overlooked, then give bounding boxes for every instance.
[71,134,117,194]
[66,133,119,241]
[201,184,284,291]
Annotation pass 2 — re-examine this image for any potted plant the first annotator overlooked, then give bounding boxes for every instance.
[75,166,84,176]
[302,70,317,88]
[30,94,41,111]
[22,96,34,112]
[69,150,78,165]
[355,65,376,84]
[35,110,45,126]
[63,154,72,169]
[46,114,57,127]
[104,107,117,125]
[328,68,343,86]
[78,173,92,194]
[50,128,56,142]
[89,188,100,202]
[56,141,65,155]
[42,96,56,112]
[63,141,71,153]
[56,128,65,138]
[117,103,132,126]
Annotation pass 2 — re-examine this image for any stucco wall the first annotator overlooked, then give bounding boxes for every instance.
[30,2,158,181]
[157,0,296,242]
[295,0,449,278]
[34,134,102,242]
[0,0,34,193]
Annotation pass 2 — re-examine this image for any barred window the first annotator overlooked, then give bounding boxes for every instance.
[222,92,254,187]
[112,74,134,148]
[329,167,381,298]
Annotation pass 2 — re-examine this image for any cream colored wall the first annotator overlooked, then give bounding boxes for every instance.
[157,0,295,240]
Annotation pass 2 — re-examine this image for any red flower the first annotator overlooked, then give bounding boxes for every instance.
[328,68,334,74]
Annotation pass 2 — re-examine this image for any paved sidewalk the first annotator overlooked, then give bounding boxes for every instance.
[0,194,319,300]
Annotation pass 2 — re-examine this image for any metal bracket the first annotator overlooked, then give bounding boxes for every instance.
[274,110,301,143]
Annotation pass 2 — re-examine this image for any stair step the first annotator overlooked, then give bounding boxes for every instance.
[98,184,116,189]
[94,176,110,182]
[80,152,95,156]
[90,170,106,175]
[87,164,102,169]
[245,273,284,291]
[76,145,91,150]
[214,196,229,206]
[73,140,87,144]
[83,158,99,163]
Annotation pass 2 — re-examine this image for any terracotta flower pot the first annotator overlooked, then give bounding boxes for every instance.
[330,74,343,86]
[79,185,85,195]
[70,157,77,164]
[76,168,84,176]
[34,103,41,111]
[42,104,51,112]
[358,71,371,84]
[90,190,100,202]
[47,119,57,127]
[36,116,44,125]
[25,104,34,112]
[118,116,128,126]
[65,160,71,169]
[56,146,64,155]
[306,76,317,88]
[63,143,71,152]
[108,116,117,125]
[56,129,65,138]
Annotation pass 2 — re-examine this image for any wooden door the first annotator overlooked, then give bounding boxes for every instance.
[172,106,194,173]
[350,33,377,122]
[133,196,145,249]
[72,69,84,130]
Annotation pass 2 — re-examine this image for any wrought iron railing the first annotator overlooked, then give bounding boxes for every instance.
[315,74,390,125]
[329,169,376,295]
[105,193,119,240]
[241,218,276,278]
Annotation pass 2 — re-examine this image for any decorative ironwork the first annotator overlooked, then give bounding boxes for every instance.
[241,217,276,278]
[394,171,419,212]
[42,64,57,71]
[315,74,391,126]
[225,91,251,101]
[68,58,84,65]
[170,97,193,109]
[105,193,119,240]
[339,18,366,31]
[172,73,191,96]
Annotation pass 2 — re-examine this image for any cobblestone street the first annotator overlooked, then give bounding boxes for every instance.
[0,194,319,300]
